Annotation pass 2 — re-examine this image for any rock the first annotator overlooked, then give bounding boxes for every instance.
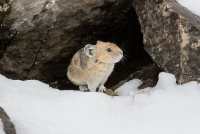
[0,0,15,58]
[134,0,200,83]
[0,0,134,89]
[111,64,161,90]
[0,107,16,134]
[0,0,11,22]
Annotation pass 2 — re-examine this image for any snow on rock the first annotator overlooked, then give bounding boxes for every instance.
[115,79,142,96]
[178,0,200,16]
[0,72,200,134]
[154,72,177,90]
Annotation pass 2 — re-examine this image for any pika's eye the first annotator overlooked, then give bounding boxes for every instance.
[106,48,112,52]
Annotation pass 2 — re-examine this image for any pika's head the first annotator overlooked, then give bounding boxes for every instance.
[95,41,123,64]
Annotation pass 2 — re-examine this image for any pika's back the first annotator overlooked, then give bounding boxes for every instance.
[67,44,96,85]
[71,44,96,69]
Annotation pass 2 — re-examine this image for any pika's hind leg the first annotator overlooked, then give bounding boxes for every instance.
[79,85,88,92]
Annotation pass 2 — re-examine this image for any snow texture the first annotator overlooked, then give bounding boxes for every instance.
[178,0,200,16]
[0,72,200,134]
[0,119,5,134]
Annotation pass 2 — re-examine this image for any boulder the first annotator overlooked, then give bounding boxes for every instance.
[0,0,15,58]
[134,0,200,83]
[0,107,16,134]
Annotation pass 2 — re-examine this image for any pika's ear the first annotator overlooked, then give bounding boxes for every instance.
[84,44,96,57]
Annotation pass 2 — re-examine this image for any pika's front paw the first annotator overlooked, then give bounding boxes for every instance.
[79,85,89,92]
[98,85,106,92]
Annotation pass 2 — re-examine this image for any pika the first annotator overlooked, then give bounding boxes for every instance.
[67,41,123,92]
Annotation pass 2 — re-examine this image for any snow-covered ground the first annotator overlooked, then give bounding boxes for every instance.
[0,72,200,134]
[178,0,200,16]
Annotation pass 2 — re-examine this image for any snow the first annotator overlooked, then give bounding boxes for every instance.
[178,0,200,16]
[0,72,200,134]
[0,120,5,134]
[115,79,142,96]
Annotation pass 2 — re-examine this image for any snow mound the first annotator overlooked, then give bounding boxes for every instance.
[115,79,142,96]
[178,0,200,16]
[0,72,200,134]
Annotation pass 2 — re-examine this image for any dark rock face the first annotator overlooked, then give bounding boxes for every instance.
[0,0,139,89]
[106,7,156,89]
[0,107,16,134]
[111,64,161,90]
[0,0,14,58]
[134,0,200,83]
